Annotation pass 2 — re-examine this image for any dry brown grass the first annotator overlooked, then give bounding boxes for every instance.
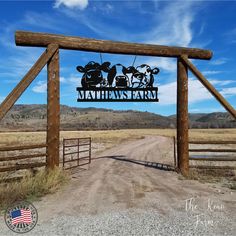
[0,128,235,147]
[0,167,68,210]
[183,168,236,190]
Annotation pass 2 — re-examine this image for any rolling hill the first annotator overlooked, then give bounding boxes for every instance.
[0,104,235,131]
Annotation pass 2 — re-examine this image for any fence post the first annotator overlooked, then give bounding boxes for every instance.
[46,44,60,168]
[177,56,189,176]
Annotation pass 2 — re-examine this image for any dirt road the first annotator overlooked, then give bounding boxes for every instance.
[1,136,235,235]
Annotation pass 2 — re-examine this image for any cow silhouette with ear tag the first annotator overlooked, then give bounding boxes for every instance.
[107,64,134,88]
[76,61,111,88]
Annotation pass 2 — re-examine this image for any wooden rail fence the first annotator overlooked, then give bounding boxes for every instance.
[0,143,47,172]
[189,140,236,169]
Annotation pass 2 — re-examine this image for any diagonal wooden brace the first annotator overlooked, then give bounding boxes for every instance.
[180,55,236,119]
[0,44,59,121]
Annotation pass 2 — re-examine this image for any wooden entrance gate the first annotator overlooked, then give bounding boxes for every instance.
[0,30,235,176]
[62,138,91,169]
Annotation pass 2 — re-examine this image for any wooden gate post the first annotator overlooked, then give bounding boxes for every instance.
[46,44,60,168]
[177,56,189,176]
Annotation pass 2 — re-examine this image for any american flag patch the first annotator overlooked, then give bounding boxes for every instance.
[11,209,32,225]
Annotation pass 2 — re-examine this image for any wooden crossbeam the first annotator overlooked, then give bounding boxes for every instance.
[15,31,212,60]
[181,55,236,119]
[0,44,59,121]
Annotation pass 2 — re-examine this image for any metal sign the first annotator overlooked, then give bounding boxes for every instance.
[76,61,159,102]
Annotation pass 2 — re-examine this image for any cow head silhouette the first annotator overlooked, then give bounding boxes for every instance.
[127,64,159,88]
[77,61,111,88]
[107,64,134,88]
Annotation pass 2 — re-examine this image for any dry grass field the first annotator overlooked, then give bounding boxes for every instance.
[0,128,236,147]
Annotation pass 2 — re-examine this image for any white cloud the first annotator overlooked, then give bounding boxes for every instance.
[60,1,198,49]
[147,58,176,73]
[208,79,234,86]
[23,12,64,31]
[189,108,224,113]
[146,1,196,47]
[54,0,88,10]
[158,76,236,106]
[210,58,228,65]
[32,81,47,93]
[32,76,79,94]
[221,87,236,97]
[60,76,67,83]
[58,74,81,86]
[202,70,223,76]
[158,78,212,105]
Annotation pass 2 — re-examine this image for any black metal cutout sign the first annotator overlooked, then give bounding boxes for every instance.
[76,61,159,102]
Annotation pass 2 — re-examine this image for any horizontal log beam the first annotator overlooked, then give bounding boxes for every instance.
[181,56,236,119]
[15,31,212,60]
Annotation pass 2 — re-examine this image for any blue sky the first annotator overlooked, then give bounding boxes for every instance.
[0,0,236,115]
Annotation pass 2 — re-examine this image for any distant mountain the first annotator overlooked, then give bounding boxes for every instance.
[0,105,235,131]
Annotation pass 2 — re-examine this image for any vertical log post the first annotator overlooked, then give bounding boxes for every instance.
[46,44,60,168]
[177,56,189,176]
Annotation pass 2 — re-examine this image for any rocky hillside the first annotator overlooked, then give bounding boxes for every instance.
[0,104,235,131]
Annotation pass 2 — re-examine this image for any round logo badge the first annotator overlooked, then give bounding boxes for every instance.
[4,201,38,233]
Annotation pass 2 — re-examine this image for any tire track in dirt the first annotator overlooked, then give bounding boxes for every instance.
[34,136,236,223]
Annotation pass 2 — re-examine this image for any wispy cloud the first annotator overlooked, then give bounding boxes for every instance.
[54,0,89,10]
[221,87,236,97]
[146,58,176,73]
[208,79,235,86]
[210,57,228,65]
[58,0,199,48]
[32,81,47,93]
[202,70,223,76]
[189,107,225,113]
[225,27,236,44]
[146,1,198,47]
[23,12,65,32]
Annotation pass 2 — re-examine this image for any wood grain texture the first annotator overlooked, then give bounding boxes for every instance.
[46,45,60,168]
[177,57,189,176]
[15,31,212,59]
